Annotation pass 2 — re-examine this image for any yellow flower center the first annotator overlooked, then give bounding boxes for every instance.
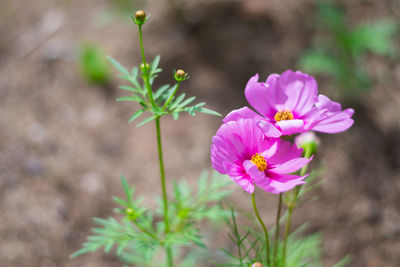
[250,153,267,172]
[274,109,294,122]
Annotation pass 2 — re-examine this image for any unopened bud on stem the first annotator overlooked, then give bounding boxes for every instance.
[295,131,319,157]
[251,262,264,267]
[174,69,189,82]
[133,10,147,25]
[126,208,134,215]
[140,62,150,71]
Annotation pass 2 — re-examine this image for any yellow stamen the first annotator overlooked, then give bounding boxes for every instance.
[251,153,267,172]
[274,109,294,122]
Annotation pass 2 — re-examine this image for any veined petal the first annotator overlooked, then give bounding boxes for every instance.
[223,106,263,123]
[316,94,341,112]
[313,110,354,133]
[266,172,309,183]
[302,107,327,130]
[245,74,281,118]
[244,160,267,183]
[269,156,313,174]
[267,139,303,165]
[279,70,318,116]
[224,161,254,193]
[257,120,282,138]
[314,94,355,133]
[276,119,304,135]
[262,177,306,194]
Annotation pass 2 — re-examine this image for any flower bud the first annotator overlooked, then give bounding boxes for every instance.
[251,262,264,267]
[132,10,147,25]
[126,208,134,215]
[135,10,146,20]
[174,69,189,82]
[140,62,150,72]
[295,131,319,157]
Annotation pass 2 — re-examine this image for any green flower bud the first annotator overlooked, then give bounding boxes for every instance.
[135,10,146,20]
[140,62,150,72]
[174,69,189,82]
[126,208,134,215]
[132,10,148,25]
[295,132,320,158]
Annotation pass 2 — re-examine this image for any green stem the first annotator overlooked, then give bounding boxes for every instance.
[155,117,173,266]
[137,24,172,266]
[162,81,181,111]
[155,118,169,233]
[138,25,156,108]
[282,145,313,267]
[274,193,283,267]
[252,191,270,266]
[133,221,158,240]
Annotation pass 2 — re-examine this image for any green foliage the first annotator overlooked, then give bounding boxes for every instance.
[71,171,233,265]
[218,211,350,267]
[299,2,397,97]
[78,43,111,85]
[109,55,221,126]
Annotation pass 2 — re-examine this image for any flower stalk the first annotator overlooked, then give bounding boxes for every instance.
[252,191,270,266]
[273,193,283,266]
[282,144,313,267]
[136,15,173,267]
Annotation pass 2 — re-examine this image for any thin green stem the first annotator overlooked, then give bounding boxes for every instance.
[155,117,173,267]
[138,25,156,108]
[166,247,173,267]
[133,221,158,240]
[155,118,169,233]
[274,193,283,267]
[252,191,270,266]
[162,81,181,111]
[137,24,172,267]
[282,145,313,267]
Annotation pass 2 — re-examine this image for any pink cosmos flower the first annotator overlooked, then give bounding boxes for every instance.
[224,70,354,135]
[211,119,311,194]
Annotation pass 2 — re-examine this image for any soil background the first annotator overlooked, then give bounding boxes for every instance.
[1,0,400,266]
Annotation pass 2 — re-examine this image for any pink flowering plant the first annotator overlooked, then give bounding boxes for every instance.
[212,70,354,266]
[72,10,354,267]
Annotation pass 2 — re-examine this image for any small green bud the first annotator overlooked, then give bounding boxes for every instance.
[251,263,264,267]
[174,69,189,82]
[126,208,134,215]
[140,62,150,71]
[135,10,146,20]
[132,10,148,25]
[295,132,319,157]
[125,208,138,220]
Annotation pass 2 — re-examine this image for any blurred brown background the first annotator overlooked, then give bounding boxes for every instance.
[1,0,400,266]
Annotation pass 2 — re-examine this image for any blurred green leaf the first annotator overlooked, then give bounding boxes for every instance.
[78,44,111,85]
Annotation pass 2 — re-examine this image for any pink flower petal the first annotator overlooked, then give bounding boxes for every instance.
[314,94,355,133]
[269,156,313,174]
[243,160,267,182]
[224,161,254,193]
[262,177,306,194]
[301,107,327,131]
[279,70,318,116]
[223,107,262,123]
[257,121,282,138]
[245,74,281,118]
[276,119,304,135]
[267,172,309,183]
[313,114,354,133]
[267,139,303,165]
